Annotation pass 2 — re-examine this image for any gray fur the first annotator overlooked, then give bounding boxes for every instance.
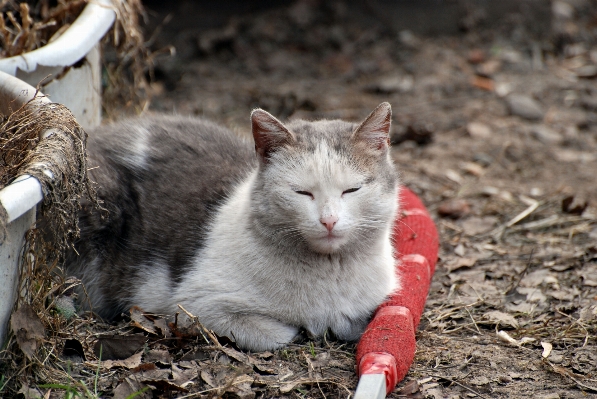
[67,103,400,351]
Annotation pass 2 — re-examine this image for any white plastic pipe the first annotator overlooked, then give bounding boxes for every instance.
[0,175,43,224]
[354,374,386,399]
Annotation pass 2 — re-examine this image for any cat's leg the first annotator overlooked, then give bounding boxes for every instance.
[206,312,298,351]
[329,316,369,342]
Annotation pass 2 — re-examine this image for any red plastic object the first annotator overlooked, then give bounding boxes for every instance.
[356,187,439,394]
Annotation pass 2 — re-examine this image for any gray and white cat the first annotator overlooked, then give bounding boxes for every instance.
[66,102,400,351]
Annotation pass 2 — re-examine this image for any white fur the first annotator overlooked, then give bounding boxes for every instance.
[137,143,399,351]
[119,126,150,169]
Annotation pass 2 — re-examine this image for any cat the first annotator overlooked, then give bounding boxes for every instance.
[66,102,400,351]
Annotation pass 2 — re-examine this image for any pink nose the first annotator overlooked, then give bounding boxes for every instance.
[320,215,338,232]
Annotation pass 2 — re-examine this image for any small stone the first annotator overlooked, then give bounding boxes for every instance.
[466,122,492,138]
[505,94,544,120]
[461,161,484,177]
[454,243,466,257]
[548,353,564,364]
[498,375,512,384]
[473,153,493,167]
[574,65,597,79]
[553,1,574,19]
[481,186,499,196]
[364,75,414,94]
[529,125,563,144]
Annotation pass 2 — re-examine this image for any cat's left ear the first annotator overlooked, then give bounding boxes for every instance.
[351,102,392,152]
[251,109,295,164]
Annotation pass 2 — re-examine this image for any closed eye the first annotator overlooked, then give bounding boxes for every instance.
[342,187,361,195]
[294,190,314,199]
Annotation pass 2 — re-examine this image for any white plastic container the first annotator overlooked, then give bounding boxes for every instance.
[0,0,116,345]
[0,0,116,130]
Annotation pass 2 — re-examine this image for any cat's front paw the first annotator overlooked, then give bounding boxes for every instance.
[220,314,299,352]
[330,317,369,342]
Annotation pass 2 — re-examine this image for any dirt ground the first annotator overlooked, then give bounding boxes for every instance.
[139,2,597,397]
[4,1,597,398]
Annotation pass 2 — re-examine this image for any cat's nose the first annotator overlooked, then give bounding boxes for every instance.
[320,215,338,232]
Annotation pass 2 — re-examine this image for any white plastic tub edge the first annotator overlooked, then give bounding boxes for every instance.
[0,0,116,130]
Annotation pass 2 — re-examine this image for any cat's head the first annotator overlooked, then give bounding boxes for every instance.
[250,102,399,255]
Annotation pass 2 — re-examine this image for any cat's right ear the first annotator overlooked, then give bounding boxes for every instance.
[251,109,295,164]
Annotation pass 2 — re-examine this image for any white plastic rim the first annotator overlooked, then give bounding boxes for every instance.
[0,0,116,75]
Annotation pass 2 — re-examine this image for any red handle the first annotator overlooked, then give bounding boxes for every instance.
[356,187,439,393]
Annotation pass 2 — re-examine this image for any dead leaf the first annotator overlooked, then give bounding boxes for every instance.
[113,377,151,399]
[139,368,189,392]
[445,257,477,272]
[10,304,45,360]
[102,351,143,370]
[437,199,471,219]
[17,383,43,399]
[226,375,256,399]
[471,75,495,91]
[130,306,158,334]
[461,216,498,235]
[482,311,519,328]
[397,380,423,398]
[201,370,217,388]
[94,334,147,360]
[153,318,172,338]
[172,363,198,388]
[145,349,172,364]
[497,330,519,346]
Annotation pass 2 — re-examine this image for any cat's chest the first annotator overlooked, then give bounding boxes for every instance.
[257,252,396,319]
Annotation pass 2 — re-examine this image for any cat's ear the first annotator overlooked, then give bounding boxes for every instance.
[251,109,295,163]
[351,102,392,152]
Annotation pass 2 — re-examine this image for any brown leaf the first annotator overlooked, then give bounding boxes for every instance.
[444,257,477,272]
[94,334,147,360]
[144,349,172,364]
[153,318,172,338]
[139,368,189,392]
[130,306,158,334]
[482,311,519,329]
[10,304,45,360]
[397,380,420,395]
[113,377,151,399]
[471,75,494,91]
[172,363,198,388]
[102,351,143,370]
[201,370,217,388]
[437,199,471,219]
[461,216,498,235]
